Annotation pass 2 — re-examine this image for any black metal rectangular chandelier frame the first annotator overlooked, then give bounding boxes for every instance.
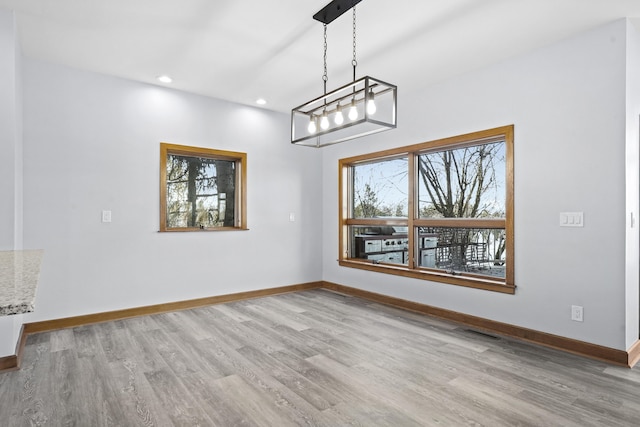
[291,0,397,148]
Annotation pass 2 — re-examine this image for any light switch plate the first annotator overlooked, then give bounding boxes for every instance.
[102,210,112,223]
[560,212,583,227]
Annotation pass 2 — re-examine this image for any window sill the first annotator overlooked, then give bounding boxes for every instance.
[338,259,515,294]
[158,227,250,232]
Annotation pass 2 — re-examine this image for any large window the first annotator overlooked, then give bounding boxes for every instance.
[339,126,514,293]
[160,143,247,232]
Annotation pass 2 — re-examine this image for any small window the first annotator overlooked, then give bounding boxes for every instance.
[339,126,514,293]
[160,143,247,232]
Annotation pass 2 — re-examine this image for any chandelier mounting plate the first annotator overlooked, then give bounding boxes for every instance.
[313,0,363,24]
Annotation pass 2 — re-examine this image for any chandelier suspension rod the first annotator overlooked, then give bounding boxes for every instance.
[323,23,328,96]
[352,6,357,82]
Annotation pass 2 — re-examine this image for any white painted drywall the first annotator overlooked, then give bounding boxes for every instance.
[20,59,323,323]
[625,20,640,349]
[0,318,13,357]
[13,9,22,253]
[322,19,636,350]
[0,9,17,251]
[0,314,22,359]
[0,9,24,357]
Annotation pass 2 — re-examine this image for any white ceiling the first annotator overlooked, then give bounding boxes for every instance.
[2,0,640,113]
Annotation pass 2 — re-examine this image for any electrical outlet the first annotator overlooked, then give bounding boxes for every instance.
[571,305,583,322]
[101,210,112,223]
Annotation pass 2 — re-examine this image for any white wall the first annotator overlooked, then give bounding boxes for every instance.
[21,59,323,323]
[0,8,18,251]
[322,19,636,350]
[12,9,24,356]
[625,20,640,349]
[0,9,23,357]
[13,10,22,253]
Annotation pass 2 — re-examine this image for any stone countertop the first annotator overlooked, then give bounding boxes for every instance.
[0,250,43,316]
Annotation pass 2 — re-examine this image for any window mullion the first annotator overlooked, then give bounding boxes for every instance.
[407,152,416,269]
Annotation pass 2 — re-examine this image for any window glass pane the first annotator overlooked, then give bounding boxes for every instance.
[166,154,236,228]
[349,225,408,266]
[418,141,505,219]
[353,157,408,218]
[417,227,506,279]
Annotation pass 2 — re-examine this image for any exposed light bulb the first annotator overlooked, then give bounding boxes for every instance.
[334,104,344,125]
[348,100,358,121]
[366,89,376,115]
[307,116,317,134]
[320,111,330,130]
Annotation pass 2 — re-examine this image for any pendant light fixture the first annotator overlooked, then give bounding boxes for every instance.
[291,0,397,148]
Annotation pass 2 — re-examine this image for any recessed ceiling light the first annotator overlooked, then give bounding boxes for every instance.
[256,98,267,105]
[157,75,173,83]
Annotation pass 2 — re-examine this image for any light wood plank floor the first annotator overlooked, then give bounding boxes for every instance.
[2,289,640,426]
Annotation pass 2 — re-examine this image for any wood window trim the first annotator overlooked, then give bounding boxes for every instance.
[160,142,247,232]
[338,125,515,293]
